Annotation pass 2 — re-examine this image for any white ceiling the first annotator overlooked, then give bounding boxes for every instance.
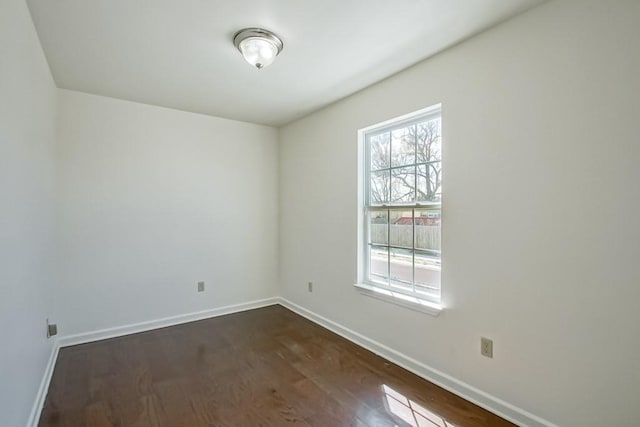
[27,0,545,126]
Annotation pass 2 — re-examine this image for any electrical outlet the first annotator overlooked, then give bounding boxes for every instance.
[197,281,205,292]
[481,337,493,358]
[46,318,57,338]
[308,282,313,292]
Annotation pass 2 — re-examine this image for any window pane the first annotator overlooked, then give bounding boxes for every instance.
[417,119,441,163]
[414,253,441,298]
[370,132,390,171]
[414,208,441,253]
[369,210,388,245]
[390,247,413,292]
[417,163,441,202]
[391,166,416,203]
[362,106,442,303]
[389,210,412,248]
[370,170,390,204]
[391,126,415,167]
[369,246,389,285]
[414,208,441,297]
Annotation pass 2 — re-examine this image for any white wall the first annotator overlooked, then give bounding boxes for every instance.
[278,1,640,426]
[54,90,279,336]
[0,0,57,425]
[6,0,640,425]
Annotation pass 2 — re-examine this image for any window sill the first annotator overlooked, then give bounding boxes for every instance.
[353,283,443,317]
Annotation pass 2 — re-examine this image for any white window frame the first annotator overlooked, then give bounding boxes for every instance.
[356,104,443,316]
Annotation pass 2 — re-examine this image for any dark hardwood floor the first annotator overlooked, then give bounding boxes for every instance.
[39,305,514,426]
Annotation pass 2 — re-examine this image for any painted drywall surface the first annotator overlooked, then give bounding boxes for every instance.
[278,0,640,425]
[55,90,279,336]
[0,0,57,425]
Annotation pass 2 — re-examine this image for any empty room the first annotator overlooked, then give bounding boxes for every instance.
[2,0,639,426]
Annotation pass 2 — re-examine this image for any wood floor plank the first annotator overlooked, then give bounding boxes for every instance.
[39,305,515,426]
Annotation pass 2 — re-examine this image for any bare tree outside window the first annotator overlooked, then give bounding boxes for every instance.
[369,118,441,205]
[363,108,442,304]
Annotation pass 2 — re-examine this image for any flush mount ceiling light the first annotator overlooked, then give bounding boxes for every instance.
[233,28,283,70]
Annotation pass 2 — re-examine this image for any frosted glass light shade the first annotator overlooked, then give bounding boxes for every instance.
[233,28,283,70]
[239,37,278,69]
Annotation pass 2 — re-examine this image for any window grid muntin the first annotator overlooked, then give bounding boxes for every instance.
[365,209,441,299]
[367,118,442,206]
[371,160,441,174]
[364,110,441,304]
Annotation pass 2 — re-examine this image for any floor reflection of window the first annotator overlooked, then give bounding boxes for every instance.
[383,384,456,427]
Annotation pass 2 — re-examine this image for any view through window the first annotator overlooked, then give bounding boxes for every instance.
[362,106,442,304]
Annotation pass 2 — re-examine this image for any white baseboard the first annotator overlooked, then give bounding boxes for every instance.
[27,340,59,427]
[277,297,557,427]
[57,297,279,348]
[28,297,278,426]
[29,296,555,427]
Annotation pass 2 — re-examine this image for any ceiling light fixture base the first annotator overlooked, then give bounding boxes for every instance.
[233,27,284,69]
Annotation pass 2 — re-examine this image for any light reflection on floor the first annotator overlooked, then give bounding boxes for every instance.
[382,384,456,427]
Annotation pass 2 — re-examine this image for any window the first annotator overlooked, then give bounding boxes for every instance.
[357,105,442,311]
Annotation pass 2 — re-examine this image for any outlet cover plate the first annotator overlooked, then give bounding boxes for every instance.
[481,337,493,358]
[46,319,58,338]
